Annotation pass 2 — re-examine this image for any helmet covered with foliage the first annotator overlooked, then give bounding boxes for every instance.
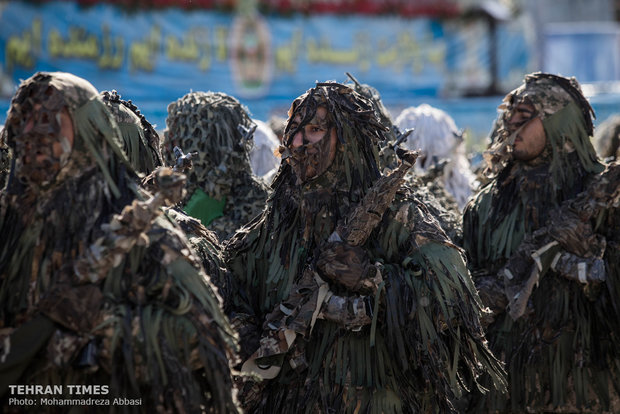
[484,72,600,178]
[164,91,253,196]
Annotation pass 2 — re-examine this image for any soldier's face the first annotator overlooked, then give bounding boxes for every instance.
[286,105,338,183]
[13,102,74,186]
[507,103,546,161]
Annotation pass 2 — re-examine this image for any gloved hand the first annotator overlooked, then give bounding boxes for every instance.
[316,241,381,294]
[551,251,606,284]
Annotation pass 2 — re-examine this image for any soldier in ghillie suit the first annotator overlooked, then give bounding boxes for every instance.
[225,82,505,414]
[593,113,620,162]
[100,89,163,175]
[101,89,234,313]
[248,119,280,181]
[0,72,240,413]
[463,72,620,412]
[163,91,270,240]
[394,104,478,210]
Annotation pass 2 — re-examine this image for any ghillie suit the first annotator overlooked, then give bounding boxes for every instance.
[593,113,620,162]
[463,72,620,412]
[225,82,505,414]
[0,72,240,413]
[345,74,463,244]
[101,90,232,310]
[163,91,270,240]
[248,119,280,180]
[394,104,478,210]
[100,89,163,175]
[165,207,235,314]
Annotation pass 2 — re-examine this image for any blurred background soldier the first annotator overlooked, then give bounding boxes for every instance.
[163,91,270,240]
[0,72,240,413]
[463,72,620,412]
[101,88,235,312]
[593,113,620,162]
[267,114,286,144]
[225,82,505,414]
[248,118,280,183]
[394,104,479,210]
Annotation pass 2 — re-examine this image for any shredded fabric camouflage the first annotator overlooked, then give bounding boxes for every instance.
[483,72,598,177]
[0,130,9,190]
[345,75,463,244]
[163,91,270,240]
[0,72,240,413]
[463,72,620,413]
[101,90,163,175]
[225,82,505,414]
[394,104,478,209]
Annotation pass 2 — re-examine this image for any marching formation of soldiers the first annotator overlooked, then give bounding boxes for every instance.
[0,70,618,413]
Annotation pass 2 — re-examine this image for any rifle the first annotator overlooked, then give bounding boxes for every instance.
[74,167,187,283]
[172,145,198,173]
[237,123,258,142]
[242,149,419,378]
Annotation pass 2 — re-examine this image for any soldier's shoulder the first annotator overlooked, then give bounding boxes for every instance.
[387,190,454,246]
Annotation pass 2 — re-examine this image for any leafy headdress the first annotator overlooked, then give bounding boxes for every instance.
[485,72,602,182]
[4,71,131,199]
[280,82,384,195]
[163,91,255,201]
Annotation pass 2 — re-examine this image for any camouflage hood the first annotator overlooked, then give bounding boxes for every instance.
[4,71,131,198]
[101,90,163,175]
[345,73,393,130]
[163,91,255,199]
[484,72,602,180]
[280,82,384,197]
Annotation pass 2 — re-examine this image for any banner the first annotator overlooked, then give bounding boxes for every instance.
[0,1,532,131]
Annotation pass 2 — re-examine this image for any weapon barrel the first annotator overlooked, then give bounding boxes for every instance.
[336,150,418,246]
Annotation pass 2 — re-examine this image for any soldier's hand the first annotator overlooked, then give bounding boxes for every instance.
[551,251,606,284]
[316,241,380,293]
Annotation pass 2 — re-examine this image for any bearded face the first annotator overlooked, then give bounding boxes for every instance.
[7,86,74,188]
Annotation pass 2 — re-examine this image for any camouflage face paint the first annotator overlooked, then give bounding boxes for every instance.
[284,101,337,184]
[7,85,73,188]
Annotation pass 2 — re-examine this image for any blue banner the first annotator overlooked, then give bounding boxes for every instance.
[0,1,532,133]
